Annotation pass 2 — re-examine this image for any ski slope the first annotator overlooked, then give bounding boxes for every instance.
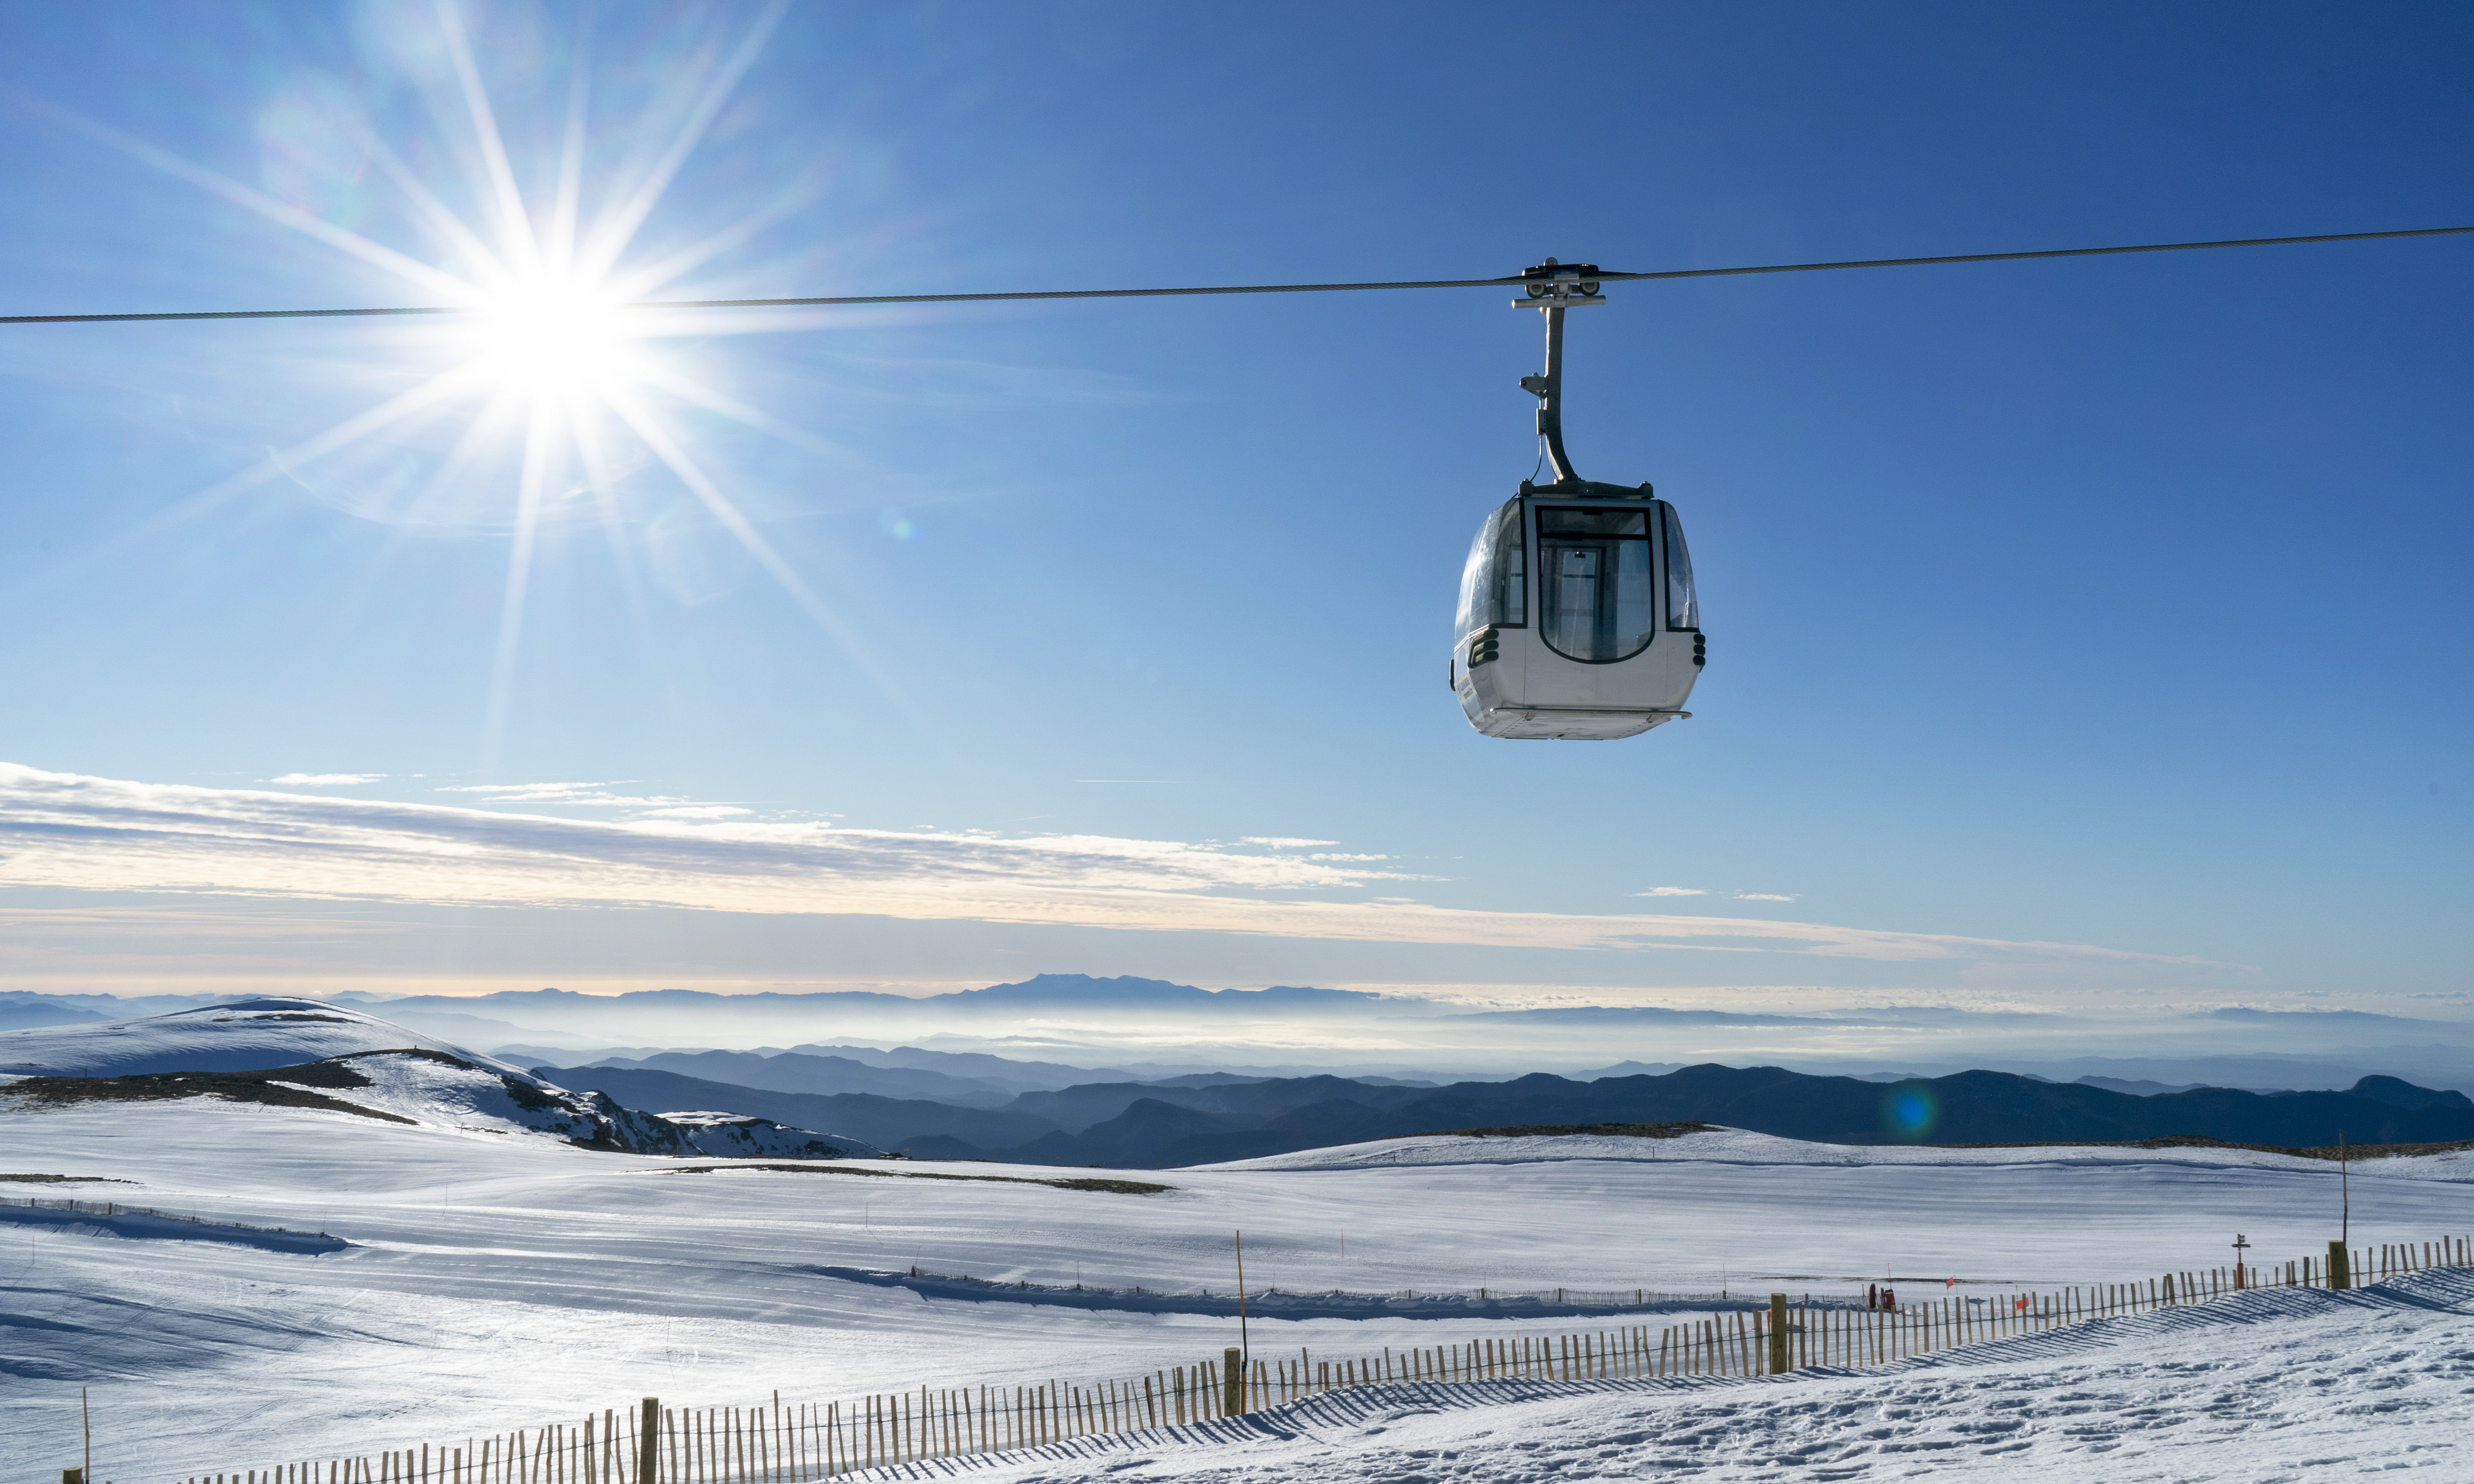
[5,1006,2473,1482]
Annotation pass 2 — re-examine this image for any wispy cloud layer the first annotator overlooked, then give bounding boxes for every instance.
[0,764,2216,966]
[266,773,388,786]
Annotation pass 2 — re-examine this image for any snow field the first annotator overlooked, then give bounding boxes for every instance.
[1218,1125,2474,1179]
[4,1097,2472,1482]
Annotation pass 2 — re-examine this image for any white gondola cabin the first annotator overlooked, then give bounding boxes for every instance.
[1453,482,1701,738]
[1453,259,1705,739]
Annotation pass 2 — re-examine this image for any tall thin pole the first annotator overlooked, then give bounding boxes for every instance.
[2340,1130,2349,1246]
[1234,1231,1249,1368]
[82,1386,91,1484]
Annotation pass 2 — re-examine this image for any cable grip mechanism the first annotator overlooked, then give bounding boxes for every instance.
[1514,258,1605,485]
[1515,257,1606,309]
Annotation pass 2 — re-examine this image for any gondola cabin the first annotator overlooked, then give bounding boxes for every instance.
[1453,480,1702,739]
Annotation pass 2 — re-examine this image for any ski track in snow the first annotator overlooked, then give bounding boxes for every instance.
[5,1086,2474,1480]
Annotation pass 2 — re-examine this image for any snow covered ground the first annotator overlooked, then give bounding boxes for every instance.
[6,1012,2474,1483]
[1220,1123,2474,1178]
[941,1269,2474,1482]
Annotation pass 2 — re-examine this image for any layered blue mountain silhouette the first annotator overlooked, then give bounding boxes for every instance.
[533,1060,2474,1168]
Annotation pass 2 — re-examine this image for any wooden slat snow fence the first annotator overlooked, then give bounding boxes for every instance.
[162,1234,2473,1484]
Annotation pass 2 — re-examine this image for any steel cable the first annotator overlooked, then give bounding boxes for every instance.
[1,223,2465,325]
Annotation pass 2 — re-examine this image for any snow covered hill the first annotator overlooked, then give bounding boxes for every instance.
[0,998,884,1158]
[0,997,539,1078]
[1211,1125,2474,1178]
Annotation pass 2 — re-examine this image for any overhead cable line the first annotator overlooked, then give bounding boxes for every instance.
[2,223,2467,326]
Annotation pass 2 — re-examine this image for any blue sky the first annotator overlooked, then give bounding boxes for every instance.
[0,1,2467,1015]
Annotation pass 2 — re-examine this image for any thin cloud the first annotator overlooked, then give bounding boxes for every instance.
[1638,887,1707,897]
[1243,837,1341,850]
[0,762,2226,967]
[1736,892,1799,903]
[437,781,634,797]
[437,782,705,809]
[266,773,388,786]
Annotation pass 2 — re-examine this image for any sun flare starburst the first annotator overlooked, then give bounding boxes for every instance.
[67,0,944,756]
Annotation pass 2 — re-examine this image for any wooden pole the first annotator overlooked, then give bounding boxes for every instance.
[1234,1233,1250,1373]
[2328,1239,2351,1291]
[636,1402,658,1484]
[1222,1349,1243,1417]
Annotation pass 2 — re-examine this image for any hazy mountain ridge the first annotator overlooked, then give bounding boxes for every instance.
[340,974,1418,1020]
[20,981,2474,1096]
[529,1059,2474,1168]
[573,1049,1030,1106]
[534,1066,1068,1152]
[0,992,110,1031]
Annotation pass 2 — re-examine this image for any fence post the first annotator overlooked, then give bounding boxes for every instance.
[1769,1295,1789,1374]
[636,1400,658,1484]
[1222,1349,1244,1417]
[2327,1241,2351,1291]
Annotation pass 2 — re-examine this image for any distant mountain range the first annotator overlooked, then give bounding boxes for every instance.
[536,1060,2474,1168]
[568,1049,1044,1106]
[13,996,2472,1169]
[18,978,2474,1142]
[18,980,2474,1100]
[350,974,1401,1020]
[0,991,111,1031]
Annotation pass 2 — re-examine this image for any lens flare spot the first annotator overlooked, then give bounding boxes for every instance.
[1884,1084,1939,1140]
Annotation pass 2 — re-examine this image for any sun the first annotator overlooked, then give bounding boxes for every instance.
[468,277,640,399]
